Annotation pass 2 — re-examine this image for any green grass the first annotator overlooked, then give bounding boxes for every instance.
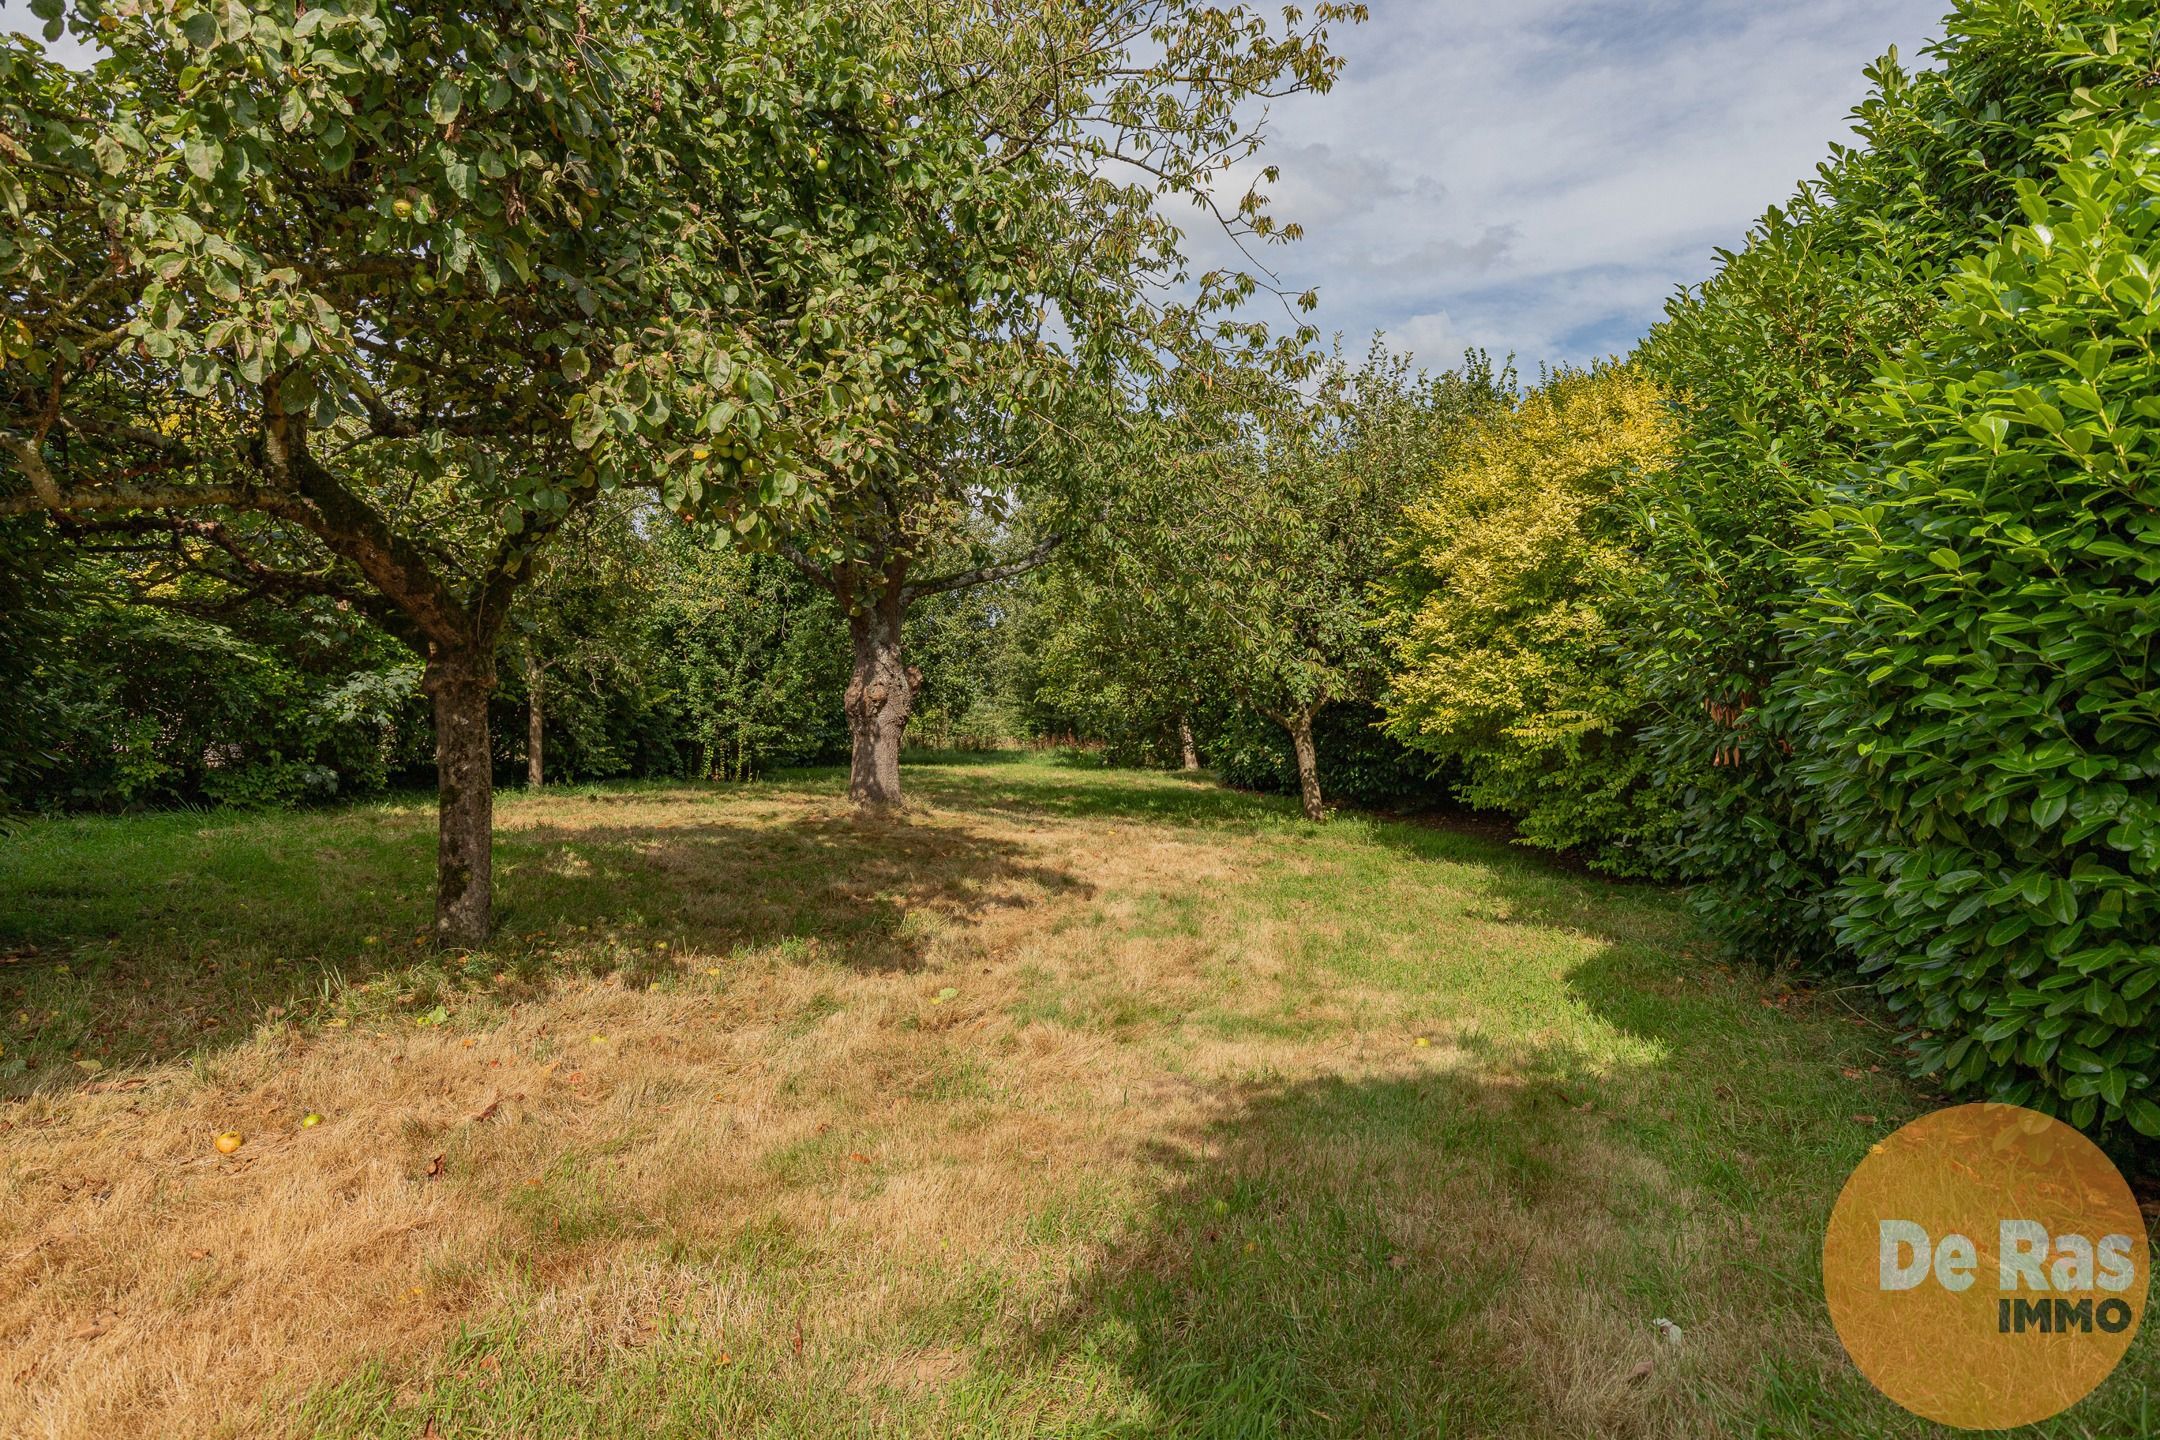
[2,756,2153,1439]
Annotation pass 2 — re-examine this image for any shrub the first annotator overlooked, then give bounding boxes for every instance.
[1628,0,2149,956]
[1380,365,1683,875]
[10,584,427,812]
[1788,120,2160,1136]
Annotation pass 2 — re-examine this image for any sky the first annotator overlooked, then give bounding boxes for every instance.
[1187,0,1951,371]
[4,0,1950,372]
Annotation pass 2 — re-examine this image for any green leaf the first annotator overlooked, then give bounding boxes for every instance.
[428,79,464,127]
[184,133,223,181]
[444,157,478,201]
[178,354,218,397]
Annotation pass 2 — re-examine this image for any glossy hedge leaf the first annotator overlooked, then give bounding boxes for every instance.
[1789,116,2160,1136]
[1626,0,2152,967]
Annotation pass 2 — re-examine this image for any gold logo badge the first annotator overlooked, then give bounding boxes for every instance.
[1824,1104,2149,1429]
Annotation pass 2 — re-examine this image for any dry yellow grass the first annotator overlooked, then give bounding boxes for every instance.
[1,761,2149,1438]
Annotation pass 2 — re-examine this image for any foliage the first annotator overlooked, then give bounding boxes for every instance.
[1382,365,1682,875]
[1,516,1030,809]
[1787,116,2160,1137]
[507,531,1003,780]
[1103,346,1508,816]
[766,2,1367,805]
[1209,703,1446,811]
[1626,0,2151,955]
[0,518,67,808]
[642,538,854,780]
[3,0,1091,938]
[899,581,1015,753]
[1,553,426,812]
[0,0,1004,541]
[999,557,1226,768]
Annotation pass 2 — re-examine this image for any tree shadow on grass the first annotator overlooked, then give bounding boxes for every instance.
[1355,814,1694,953]
[1017,1062,1666,1440]
[1014,962,2160,1440]
[889,756,1694,955]
[501,811,1088,973]
[0,803,1083,1099]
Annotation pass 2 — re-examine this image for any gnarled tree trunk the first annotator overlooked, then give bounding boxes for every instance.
[1178,715,1201,772]
[425,647,496,948]
[524,652,544,789]
[845,590,916,811]
[1286,707,1324,822]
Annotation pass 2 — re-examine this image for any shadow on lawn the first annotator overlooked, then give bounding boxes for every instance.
[501,810,1087,972]
[895,757,1688,954]
[1024,1052,2157,1440]
[0,803,1082,1098]
[1015,949,2158,1440]
[900,762,1275,829]
[1021,1064,1651,1440]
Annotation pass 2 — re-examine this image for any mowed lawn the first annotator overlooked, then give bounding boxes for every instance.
[1,757,2153,1439]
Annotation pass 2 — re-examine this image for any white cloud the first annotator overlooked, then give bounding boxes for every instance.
[1391,311,1463,363]
[1228,0,1950,370]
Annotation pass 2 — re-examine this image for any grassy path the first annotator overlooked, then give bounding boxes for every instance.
[1,757,2152,1437]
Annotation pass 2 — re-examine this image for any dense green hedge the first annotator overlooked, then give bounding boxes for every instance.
[1789,119,2160,1135]
[1611,4,2160,1138]
[1625,0,2112,960]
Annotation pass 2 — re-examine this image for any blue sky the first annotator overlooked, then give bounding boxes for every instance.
[1190,0,1951,371]
[5,0,1949,372]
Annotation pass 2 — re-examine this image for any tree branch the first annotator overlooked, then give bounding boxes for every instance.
[778,542,838,593]
[901,533,1066,602]
[0,433,286,518]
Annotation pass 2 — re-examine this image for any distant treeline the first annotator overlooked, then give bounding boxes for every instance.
[0,518,1009,811]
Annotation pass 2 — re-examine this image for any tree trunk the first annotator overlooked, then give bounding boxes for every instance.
[845,591,915,811]
[1286,708,1324,822]
[524,653,544,789]
[425,647,495,948]
[1178,715,1201,771]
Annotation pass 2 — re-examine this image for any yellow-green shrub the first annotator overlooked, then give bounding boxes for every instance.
[1381,365,1682,873]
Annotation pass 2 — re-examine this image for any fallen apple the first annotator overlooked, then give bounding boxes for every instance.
[214,1131,244,1155]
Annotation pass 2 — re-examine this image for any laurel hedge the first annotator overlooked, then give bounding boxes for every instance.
[1786,118,2160,1136]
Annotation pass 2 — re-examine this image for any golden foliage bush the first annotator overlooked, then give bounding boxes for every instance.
[1382,365,1682,872]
